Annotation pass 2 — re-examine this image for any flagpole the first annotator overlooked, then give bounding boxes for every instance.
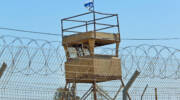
[92,0,95,12]
[92,0,96,39]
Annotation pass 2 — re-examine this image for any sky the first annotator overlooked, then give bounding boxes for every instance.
[0,0,180,47]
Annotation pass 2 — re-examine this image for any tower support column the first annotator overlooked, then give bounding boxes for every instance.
[88,39,95,56]
[93,81,97,100]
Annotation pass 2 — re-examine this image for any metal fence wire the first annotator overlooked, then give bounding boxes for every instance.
[0,35,180,100]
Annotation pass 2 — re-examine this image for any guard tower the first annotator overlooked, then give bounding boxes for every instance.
[61,11,123,100]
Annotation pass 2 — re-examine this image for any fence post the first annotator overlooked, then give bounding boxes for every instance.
[123,70,140,100]
[140,84,148,100]
[0,62,7,79]
[155,88,158,100]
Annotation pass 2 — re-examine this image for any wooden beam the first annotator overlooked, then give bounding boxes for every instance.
[88,39,95,56]
[116,42,120,57]
[63,46,70,59]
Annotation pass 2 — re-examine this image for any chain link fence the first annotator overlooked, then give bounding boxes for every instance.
[0,35,180,100]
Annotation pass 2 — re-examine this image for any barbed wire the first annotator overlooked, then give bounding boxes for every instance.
[1,35,180,79]
[1,35,180,99]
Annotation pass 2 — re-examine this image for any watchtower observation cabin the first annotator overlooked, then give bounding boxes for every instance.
[61,11,122,83]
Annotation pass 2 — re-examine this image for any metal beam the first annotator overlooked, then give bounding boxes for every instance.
[62,12,92,20]
[141,84,148,100]
[113,85,123,100]
[123,70,140,100]
[96,85,113,100]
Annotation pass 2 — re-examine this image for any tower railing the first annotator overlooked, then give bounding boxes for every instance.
[61,11,120,39]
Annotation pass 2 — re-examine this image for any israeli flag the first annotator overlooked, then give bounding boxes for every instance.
[84,0,94,11]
